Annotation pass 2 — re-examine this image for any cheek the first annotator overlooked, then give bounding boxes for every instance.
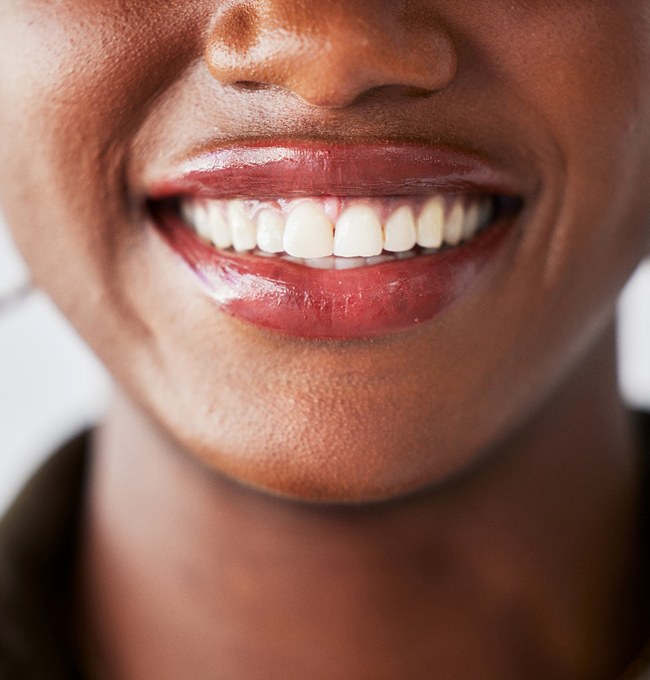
[497,3,650,286]
[0,3,203,328]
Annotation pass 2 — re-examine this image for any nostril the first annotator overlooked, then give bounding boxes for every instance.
[404,86,438,100]
[348,84,437,108]
[233,81,268,92]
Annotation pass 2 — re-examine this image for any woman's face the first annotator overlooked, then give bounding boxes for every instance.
[1,1,649,501]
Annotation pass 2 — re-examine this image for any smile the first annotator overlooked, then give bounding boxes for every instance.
[177,193,495,268]
[148,143,524,339]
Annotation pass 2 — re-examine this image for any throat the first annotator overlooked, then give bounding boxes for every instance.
[75,358,644,680]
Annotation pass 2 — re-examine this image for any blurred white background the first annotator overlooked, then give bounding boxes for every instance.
[0,219,111,512]
[1,217,649,513]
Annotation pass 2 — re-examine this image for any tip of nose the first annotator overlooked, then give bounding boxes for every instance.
[205,2,458,109]
[212,3,260,54]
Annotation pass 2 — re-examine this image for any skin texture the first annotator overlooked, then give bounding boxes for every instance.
[1,1,650,678]
[1,1,649,500]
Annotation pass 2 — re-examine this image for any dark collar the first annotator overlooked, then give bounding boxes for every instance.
[0,433,88,679]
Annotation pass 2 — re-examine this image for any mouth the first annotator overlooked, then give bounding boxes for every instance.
[148,143,524,339]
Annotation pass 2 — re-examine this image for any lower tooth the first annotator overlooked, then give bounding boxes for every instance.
[305,257,336,270]
[335,257,366,270]
[282,255,305,265]
[367,255,394,266]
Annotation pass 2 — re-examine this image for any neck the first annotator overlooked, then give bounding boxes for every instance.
[77,325,645,680]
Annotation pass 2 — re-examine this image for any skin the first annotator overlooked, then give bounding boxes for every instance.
[1,1,650,678]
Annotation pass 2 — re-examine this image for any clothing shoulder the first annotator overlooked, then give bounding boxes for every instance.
[0,433,88,679]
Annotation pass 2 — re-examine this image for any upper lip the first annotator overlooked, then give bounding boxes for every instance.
[146,140,530,201]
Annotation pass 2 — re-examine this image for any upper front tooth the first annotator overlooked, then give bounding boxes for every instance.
[444,199,465,246]
[333,204,383,258]
[417,197,445,248]
[185,195,485,258]
[228,201,257,252]
[207,201,232,249]
[256,208,285,253]
[283,202,334,258]
[384,206,417,252]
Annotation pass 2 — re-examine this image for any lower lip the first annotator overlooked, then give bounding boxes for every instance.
[154,208,513,340]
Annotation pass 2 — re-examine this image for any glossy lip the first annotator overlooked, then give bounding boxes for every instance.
[148,141,524,199]
[148,142,524,339]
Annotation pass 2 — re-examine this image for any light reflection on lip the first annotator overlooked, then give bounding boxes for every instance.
[147,142,525,339]
[147,141,527,200]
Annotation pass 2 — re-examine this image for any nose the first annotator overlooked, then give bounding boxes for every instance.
[205,0,458,108]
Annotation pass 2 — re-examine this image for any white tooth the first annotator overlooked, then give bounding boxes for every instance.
[384,206,417,252]
[189,202,212,242]
[305,257,336,270]
[256,208,285,253]
[228,201,256,252]
[333,205,383,258]
[417,197,445,248]
[207,201,232,249]
[282,255,304,265]
[367,255,393,266]
[181,201,198,228]
[444,199,465,246]
[335,257,366,270]
[461,201,481,241]
[283,202,334,258]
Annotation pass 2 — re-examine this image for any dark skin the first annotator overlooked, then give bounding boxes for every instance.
[1,1,650,678]
[79,340,642,679]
